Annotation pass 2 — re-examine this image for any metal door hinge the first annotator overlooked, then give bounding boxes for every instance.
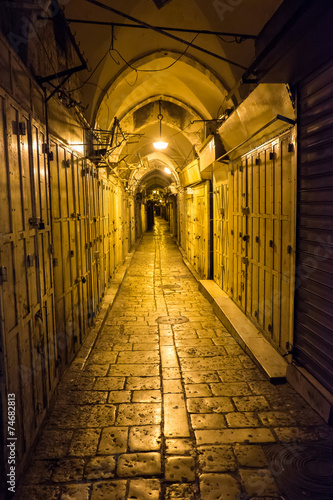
[12,121,26,136]
[0,266,8,284]
[42,143,54,161]
[283,341,295,357]
[27,254,34,267]
[35,310,43,322]
[29,217,38,227]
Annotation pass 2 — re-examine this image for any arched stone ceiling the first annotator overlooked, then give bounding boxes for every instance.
[133,168,174,194]
[63,0,283,188]
[94,52,227,129]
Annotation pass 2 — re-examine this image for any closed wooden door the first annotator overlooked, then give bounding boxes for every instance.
[0,94,56,476]
[226,129,296,352]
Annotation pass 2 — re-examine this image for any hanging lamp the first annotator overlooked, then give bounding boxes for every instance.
[153,101,168,150]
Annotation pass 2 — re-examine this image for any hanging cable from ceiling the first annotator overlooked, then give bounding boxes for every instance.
[84,0,247,70]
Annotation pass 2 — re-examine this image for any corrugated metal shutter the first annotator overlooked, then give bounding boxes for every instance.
[294,58,333,393]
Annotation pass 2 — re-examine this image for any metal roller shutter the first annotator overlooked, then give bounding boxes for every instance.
[294,58,333,392]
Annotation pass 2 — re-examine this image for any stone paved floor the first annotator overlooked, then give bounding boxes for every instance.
[16,219,333,500]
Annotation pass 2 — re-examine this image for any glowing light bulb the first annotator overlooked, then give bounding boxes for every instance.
[164,167,171,174]
[153,141,168,150]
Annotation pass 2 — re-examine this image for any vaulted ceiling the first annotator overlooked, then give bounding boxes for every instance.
[63,0,283,190]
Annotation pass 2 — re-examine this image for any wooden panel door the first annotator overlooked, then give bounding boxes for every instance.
[193,182,210,278]
[229,160,247,311]
[213,185,223,288]
[246,129,296,352]
[0,94,57,479]
[214,181,229,290]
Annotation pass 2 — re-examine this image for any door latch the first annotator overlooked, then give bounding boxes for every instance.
[241,206,250,216]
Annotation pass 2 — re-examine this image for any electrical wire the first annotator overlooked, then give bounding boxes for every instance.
[111,33,199,75]
[69,24,116,92]
[70,32,200,93]
[69,47,110,92]
[217,34,244,44]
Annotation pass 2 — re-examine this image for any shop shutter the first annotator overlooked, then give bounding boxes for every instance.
[294,58,333,392]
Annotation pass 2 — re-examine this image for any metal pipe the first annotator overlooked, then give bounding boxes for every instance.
[45,74,72,102]
[84,0,247,70]
[39,16,256,39]
[37,64,87,83]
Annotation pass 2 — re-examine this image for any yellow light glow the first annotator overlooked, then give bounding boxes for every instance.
[153,141,168,150]
[164,167,171,174]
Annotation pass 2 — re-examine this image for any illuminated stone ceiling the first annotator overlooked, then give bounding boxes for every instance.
[63,0,283,189]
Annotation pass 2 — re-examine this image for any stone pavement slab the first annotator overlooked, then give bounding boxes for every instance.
[15,219,333,500]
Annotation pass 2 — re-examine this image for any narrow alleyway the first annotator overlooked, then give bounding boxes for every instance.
[16,219,333,500]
